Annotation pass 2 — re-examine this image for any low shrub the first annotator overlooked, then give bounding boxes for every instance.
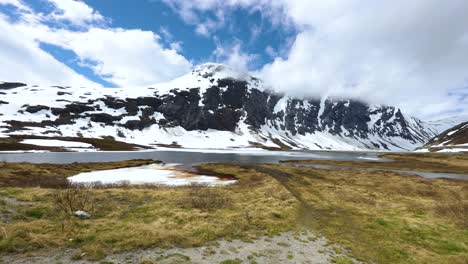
[179,185,231,211]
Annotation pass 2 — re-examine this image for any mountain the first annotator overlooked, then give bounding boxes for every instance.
[417,121,468,152]
[0,63,439,151]
[425,115,468,135]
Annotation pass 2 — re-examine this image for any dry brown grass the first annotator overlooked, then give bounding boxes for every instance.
[178,186,232,211]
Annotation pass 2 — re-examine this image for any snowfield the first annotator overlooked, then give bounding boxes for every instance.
[67,164,237,186]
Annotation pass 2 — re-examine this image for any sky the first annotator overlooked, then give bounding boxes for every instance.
[0,0,467,120]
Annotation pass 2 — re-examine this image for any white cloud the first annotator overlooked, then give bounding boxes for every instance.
[0,13,99,87]
[213,41,256,71]
[259,0,468,119]
[265,45,276,58]
[41,27,192,87]
[46,0,105,27]
[2,0,467,120]
[163,0,286,37]
[0,0,192,87]
[170,41,183,52]
[164,0,468,119]
[195,20,216,37]
[0,0,30,11]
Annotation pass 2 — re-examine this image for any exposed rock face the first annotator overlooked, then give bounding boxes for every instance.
[0,64,439,150]
[0,82,26,90]
[24,105,50,113]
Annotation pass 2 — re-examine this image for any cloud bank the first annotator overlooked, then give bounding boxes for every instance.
[1,0,467,119]
[165,0,468,119]
[0,0,192,87]
[260,0,468,119]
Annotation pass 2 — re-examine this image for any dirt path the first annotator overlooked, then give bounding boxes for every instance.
[2,231,357,264]
[0,196,32,223]
[238,164,322,227]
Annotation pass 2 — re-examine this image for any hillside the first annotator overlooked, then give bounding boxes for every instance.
[418,121,468,152]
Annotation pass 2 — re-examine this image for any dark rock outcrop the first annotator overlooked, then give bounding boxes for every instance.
[0,82,26,90]
[25,105,50,113]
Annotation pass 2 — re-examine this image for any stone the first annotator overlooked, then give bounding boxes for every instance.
[74,210,90,219]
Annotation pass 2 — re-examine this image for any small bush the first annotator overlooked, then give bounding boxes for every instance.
[52,187,95,216]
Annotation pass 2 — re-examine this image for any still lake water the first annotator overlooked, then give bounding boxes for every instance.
[0,149,466,180]
[0,149,383,165]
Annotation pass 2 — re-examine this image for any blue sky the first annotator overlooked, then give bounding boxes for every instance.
[3,0,296,87]
[0,0,467,119]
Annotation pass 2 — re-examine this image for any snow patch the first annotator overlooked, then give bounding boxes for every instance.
[20,139,93,148]
[67,164,237,186]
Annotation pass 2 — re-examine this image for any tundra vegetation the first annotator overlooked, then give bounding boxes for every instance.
[0,153,466,263]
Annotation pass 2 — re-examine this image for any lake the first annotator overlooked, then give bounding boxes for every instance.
[0,149,466,180]
[0,149,383,165]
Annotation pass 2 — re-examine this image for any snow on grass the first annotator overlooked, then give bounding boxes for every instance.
[20,139,94,148]
[67,164,237,186]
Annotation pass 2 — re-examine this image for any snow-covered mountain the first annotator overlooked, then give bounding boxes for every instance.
[425,115,468,135]
[417,121,468,152]
[0,63,441,151]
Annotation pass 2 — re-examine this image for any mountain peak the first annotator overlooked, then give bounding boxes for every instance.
[192,63,253,82]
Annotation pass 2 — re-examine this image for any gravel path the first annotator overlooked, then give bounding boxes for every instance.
[2,231,359,264]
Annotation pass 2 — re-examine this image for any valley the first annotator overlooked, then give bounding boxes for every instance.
[1,1,468,263]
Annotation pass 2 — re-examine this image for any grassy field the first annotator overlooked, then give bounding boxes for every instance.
[0,162,299,261]
[0,154,467,263]
[282,152,468,174]
[256,163,467,264]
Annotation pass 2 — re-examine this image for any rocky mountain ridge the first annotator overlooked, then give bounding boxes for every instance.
[0,63,450,151]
